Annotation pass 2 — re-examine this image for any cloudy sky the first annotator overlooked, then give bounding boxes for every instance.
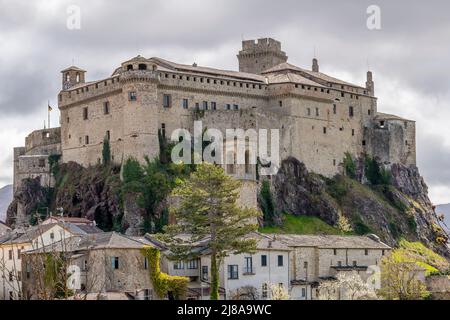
[1,0,450,204]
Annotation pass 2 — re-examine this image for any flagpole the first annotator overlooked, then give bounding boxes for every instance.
[48,100,51,129]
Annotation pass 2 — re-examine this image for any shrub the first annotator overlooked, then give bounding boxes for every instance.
[343,153,356,179]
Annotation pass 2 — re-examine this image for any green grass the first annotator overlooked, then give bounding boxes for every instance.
[259,214,344,235]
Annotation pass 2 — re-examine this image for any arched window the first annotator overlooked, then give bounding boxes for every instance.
[127,64,134,71]
[138,64,147,71]
[245,150,251,174]
[65,73,70,82]
[76,73,80,83]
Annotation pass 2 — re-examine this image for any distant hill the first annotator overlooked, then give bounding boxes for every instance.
[0,184,13,222]
[436,204,450,234]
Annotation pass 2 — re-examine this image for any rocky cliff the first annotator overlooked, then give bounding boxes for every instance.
[270,157,449,257]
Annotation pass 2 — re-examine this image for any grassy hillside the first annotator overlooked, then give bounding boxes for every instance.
[259,214,344,235]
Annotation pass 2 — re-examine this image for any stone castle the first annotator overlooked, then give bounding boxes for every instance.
[13,38,416,211]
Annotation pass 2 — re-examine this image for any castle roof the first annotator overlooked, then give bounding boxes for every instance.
[61,66,86,73]
[266,72,328,87]
[262,62,365,89]
[375,112,415,122]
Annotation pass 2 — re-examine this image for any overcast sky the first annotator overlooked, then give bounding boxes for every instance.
[1,0,450,204]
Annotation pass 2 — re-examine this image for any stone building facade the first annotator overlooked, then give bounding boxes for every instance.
[12,37,416,210]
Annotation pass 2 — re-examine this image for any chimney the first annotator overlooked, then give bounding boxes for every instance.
[312,58,319,72]
[366,71,375,96]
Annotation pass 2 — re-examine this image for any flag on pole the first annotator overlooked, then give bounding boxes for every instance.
[48,103,53,112]
[48,101,52,129]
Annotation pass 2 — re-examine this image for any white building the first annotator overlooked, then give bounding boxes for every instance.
[0,221,102,300]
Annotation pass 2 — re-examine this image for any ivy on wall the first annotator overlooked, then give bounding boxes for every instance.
[141,247,189,300]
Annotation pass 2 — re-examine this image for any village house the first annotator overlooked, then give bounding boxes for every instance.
[0,219,102,300]
[21,232,155,300]
[273,234,391,300]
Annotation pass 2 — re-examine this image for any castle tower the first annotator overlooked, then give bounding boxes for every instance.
[61,66,86,90]
[237,38,288,74]
[312,58,319,72]
[366,71,375,96]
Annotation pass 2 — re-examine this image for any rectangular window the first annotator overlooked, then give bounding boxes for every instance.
[187,259,198,270]
[333,104,337,114]
[302,288,306,297]
[106,130,111,141]
[323,127,327,134]
[163,94,172,108]
[365,249,369,256]
[316,108,319,117]
[279,100,283,107]
[144,257,148,270]
[244,257,253,274]
[226,104,231,110]
[85,136,89,145]
[368,109,371,116]
[211,102,217,110]
[17,249,21,260]
[307,108,311,116]
[261,255,267,267]
[50,232,54,240]
[333,249,337,255]
[349,106,354,117]
[228,265,239,280]
[129,91,137,101]
[182,99,189,109]
[8,250,13,260]
[174,261,184,270]
[112,257,119,270]
[38,159,46,168]
[202,101,208,110]
[104,101,110,115]
[352,129,355,136]
[161,123,166,139]
[304,261,308,269]
[202,266,209,281]
[83,107,88,120]
[277,255,284,267]
[233,104,239,110]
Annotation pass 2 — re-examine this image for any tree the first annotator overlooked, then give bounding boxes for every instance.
[270,284,290,300]
[318,272,378,300]
[102,137,111,166]
[160,163,261,300]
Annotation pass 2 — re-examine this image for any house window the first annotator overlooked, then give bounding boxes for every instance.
[302,288,306,298]
[163,94,172,108]
[104,101,110,115]
[38,159,46,168]
[182,99,189,109]
[112,257,119,270]
[349,106,354,117]
[244,257,253,274]
[227,265,239,280]
[187,260,198,270]
[138,64,147,70]
[245,150,251,174]
[304,261,308,269]
[316,108,319,116]
[174,261,184,270]
[261,255,267,267]
[8,250,13,260]
[211,102,217,110]
[17,248,22,260]
[262,283,268,298]
[202,101,208,110]
[83,107,88,120]
[201,266,209,281]
[85,136,89,145]
[365,249,369,256]
[277,255,284,267]
[233,104,239,111]
[144,257,148,270]
[226,104,231,110]
[129,91,137,101]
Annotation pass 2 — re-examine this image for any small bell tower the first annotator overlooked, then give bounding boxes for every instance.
[61,66,86,90]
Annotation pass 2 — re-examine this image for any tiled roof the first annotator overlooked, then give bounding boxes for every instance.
[61,66,86,73]
[273,234,391,250]
[266,72,327,87]
[0,224,58,245]
[375,112,414,122]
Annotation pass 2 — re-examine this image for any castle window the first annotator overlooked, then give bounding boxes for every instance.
[302,85,305,89]
[404,122,408,129]
[279,100,283,107]
[333,104,337,114]
[226,104,231,110]
[163,94,172,108]
[202,101,208,110]
[234,104,239,111]
[85,136,90,145]
[165,73,169,78]
[333,159,336,166]
[333,249,337,255]
[316,108,319,117]
[323,127,327,134]
[207,79,210,84]
[321,88,324,92]
[405,140,409,146]
[200,78,204,83]
[365,249,369,256]
[187,76,190,81]
[182,99,189,109]
[246,83,249,88]
[259,85,262,89]
[307,108,311,116]
[211,102,217,110]
[38,159,45,168]
[214,79,217,84]
[193,77,197,82]
[106,130,110,141]
[129,92,137,101]
[59,94,62,102]
[349,106,354,117]
[240,83,243,88]
[76,73,80,83]
[362,140,366,146]
[104,81,107,86]
[341,92,345,98]
[368,109,371,116]
[95,83,99,89]
[245,150,251,175]
[65,73,70,82]
[161,123,166,138]
[352,129,355,136]
[138,64,147,70]
[83,107,88,120]
[195,103,200,110]
[104,101,110,115]
[314,88,317,91]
